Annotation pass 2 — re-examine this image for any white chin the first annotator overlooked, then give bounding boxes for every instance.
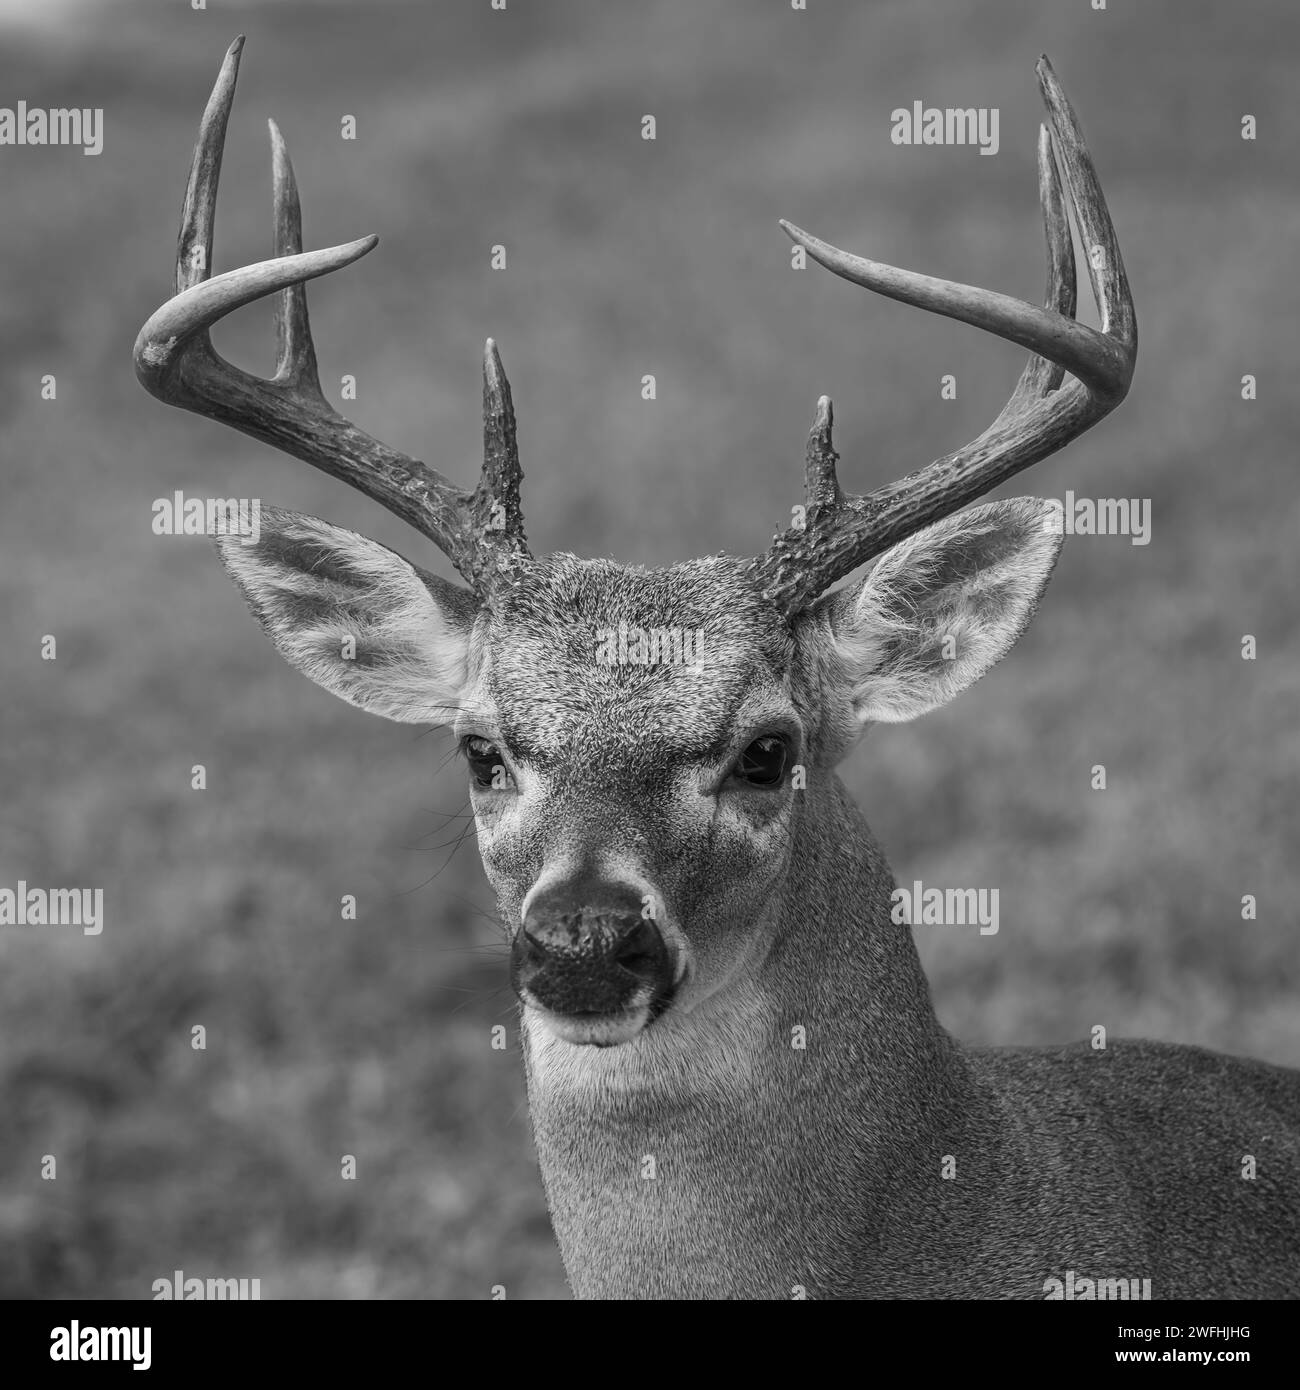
[535,1005,651,1047]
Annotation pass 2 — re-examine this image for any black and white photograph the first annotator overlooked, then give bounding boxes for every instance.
[0,0,1295,1342]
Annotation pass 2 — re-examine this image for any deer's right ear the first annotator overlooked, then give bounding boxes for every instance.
[215,507,477,725]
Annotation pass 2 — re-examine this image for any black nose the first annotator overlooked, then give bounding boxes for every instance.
[512,880,673,1016]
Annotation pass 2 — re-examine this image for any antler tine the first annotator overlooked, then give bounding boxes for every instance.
[1002,121,1077,411]
[478,338,528,569]
[750,55,1136,617]
[268,116,321,394]
[804,395,842,509]
[175,34,239,295]
[134,36,530,591]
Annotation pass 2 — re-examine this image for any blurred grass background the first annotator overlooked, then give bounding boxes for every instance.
[0,0,1295,1298]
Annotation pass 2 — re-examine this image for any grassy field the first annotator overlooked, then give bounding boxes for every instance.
[0,0,1296,1298]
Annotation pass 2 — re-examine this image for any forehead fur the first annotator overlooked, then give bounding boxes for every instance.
[471,553,797,764]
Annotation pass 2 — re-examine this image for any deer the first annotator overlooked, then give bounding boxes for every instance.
[135,38,1300,1299]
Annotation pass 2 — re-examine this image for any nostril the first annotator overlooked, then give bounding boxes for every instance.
[520,927,552,967]
[614,920,666,981]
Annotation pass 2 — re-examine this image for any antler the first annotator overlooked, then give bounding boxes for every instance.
[748,56,1136,616]
[133,36,528,594]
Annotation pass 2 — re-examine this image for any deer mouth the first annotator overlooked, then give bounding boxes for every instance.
[522,970,680,1047]
[531,1001,656,1048]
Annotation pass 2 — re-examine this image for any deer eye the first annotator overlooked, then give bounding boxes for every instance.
[731,735,788,788]
[463,736,510,790]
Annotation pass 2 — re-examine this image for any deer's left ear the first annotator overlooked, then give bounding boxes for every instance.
[215,507,479,725]
[819,498,1062,725]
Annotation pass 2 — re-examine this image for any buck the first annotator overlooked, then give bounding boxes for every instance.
[136,40,1300,1299]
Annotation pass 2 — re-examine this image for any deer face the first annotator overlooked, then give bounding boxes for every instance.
[460,555,805,1046]
[219,496,1060,1047]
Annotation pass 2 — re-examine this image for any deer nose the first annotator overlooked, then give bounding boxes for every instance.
[512,881,673,1018]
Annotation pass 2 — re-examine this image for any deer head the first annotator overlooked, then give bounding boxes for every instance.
[135,39,1134,1051]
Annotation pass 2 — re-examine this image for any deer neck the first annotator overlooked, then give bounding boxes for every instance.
[522,774,991,1299]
